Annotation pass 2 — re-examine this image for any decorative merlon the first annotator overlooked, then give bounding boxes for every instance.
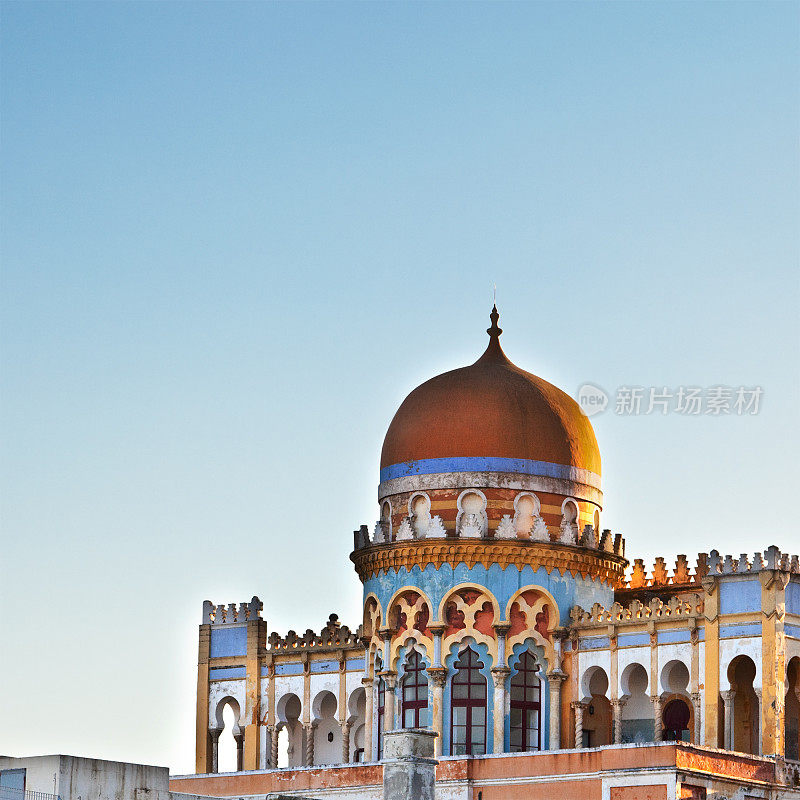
[569,594,703,627]
[267,613,363,653]
[352,520,626,557]
[620,546,799,590]
[203,596,263,625]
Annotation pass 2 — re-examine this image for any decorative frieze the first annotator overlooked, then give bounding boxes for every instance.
[350,539,627,583]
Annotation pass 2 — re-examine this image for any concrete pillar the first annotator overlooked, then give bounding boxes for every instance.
[341,719,352,763]
[382,729,438,800]
[491,667,510,754]
[427,667,447,758]
[548,671,566,750]
[571,702,585,748]
[209,728,222,773]
[612,698,627,745]
[651,696,662,743]
[721,689,735,751]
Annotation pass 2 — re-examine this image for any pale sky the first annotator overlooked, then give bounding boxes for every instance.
[1,0,798,775]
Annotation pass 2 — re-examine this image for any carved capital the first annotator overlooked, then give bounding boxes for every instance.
[490,667,511,687]
[426,666,448,688]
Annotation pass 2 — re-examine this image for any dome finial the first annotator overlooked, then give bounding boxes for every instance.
[487,303,502,342]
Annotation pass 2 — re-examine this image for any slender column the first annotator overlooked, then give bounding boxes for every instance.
[233,731,245,772]
[493,623,511,668]
[383,673,398,733]
[362,676,375,760]
[547,672,566,750]
[691,692,702,745]
[303,722,316,766]
[721,689,735,751]
[428,624,446,668]
[754,689,763,755]
[341,719,352,763]
[612,698,627,745]
[270,724,279,769]
[571,702,585,748]
[427,667,447,757]
[209,727,222,773]
[651,696,662,742]
[491,667,510,754]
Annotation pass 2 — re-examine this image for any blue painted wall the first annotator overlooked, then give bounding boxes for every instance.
[719,579,761,615]
[363,562,613,632]
[787,580,800,616]
[719,622,762,639]
[210,626,247,658]
[209,666,246,680]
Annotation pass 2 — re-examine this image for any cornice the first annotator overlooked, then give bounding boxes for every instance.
[350,539,627,585]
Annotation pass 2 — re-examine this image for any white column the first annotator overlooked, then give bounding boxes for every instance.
[691,692,702,745]
[210,728,222,773]
[722,689,735,751]
[303,722,316,766]
[427,668,447,758]
[754,689,762,755]
[491,667,510,754]
[651,696,662,742]
[270,724,280,768]
[612,698,627,745]
[571,702,585,748]
[383,673,397,733]
[547,672,566,750]
[341,719,352,763]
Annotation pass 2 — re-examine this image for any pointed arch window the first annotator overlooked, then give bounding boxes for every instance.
[510,651,541,752]
[401,650,429,728]
[450,647,487,755]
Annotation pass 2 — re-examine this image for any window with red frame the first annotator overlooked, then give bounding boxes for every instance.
[401,650,429,728]
[510,651,541,752]
[450,647,487,755]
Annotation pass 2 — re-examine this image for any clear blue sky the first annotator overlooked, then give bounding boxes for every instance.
[1,0,798,774]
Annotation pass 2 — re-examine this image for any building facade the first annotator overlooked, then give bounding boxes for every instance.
[181,308,800,798]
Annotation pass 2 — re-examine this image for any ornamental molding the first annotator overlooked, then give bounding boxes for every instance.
[378,470,603,505]
[350,539,627,584]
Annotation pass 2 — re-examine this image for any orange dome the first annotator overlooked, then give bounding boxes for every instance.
[380,307,601,480]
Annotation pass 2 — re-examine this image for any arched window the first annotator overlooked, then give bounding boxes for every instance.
[510,651,541,752]
[376,674,386,759]
[451,647,487,755]
[662,698,691,742]
[401,650,429,728]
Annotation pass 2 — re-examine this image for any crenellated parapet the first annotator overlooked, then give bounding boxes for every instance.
[569,594,704,628]
[202,596,263,625]
[266,613,363,654]
[704,545,800,576]
[617,545,800,595]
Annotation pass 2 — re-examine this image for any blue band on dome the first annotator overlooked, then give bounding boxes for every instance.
[380,456,599,485]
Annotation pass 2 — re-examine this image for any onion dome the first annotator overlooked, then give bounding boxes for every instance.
[380,305,600,482]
